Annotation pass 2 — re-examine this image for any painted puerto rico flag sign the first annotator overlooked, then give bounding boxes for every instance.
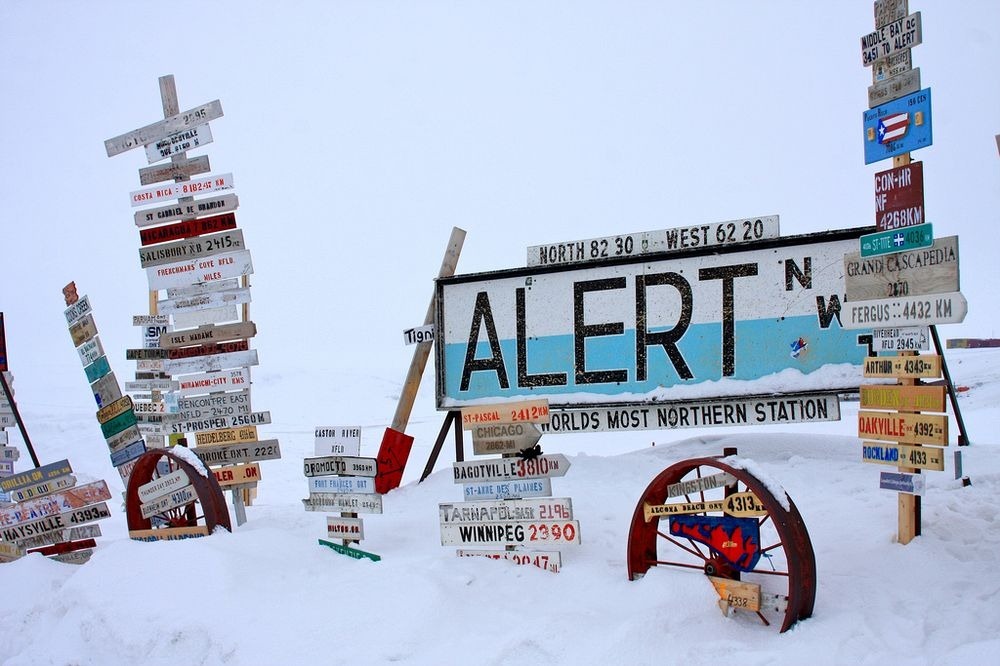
[863,88,932,164]
[669,514,762,572]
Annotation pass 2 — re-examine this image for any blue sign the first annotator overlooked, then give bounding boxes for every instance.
[863,88,932,164]
[879,471,924,495]
[84,355,111,383]
[860,223,934,257]
[110,439,146,467]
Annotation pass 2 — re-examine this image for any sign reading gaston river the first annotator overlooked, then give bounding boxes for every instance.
[436,229,870,409]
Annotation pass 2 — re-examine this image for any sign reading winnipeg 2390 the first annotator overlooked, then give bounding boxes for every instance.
[436,228,870,409]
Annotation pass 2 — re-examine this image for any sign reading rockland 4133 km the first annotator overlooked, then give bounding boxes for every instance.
[436,228,871,409]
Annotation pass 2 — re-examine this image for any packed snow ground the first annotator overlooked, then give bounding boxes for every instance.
[0,348,997,665]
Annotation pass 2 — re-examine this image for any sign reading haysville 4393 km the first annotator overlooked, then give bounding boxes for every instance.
[435,228,873,410]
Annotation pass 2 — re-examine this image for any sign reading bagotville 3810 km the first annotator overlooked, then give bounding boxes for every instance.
[436,228,872,409]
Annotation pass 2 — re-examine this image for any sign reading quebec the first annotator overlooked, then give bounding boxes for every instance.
[435,229,870,409]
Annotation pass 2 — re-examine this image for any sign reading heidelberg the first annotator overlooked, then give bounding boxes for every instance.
[436,228,871,425]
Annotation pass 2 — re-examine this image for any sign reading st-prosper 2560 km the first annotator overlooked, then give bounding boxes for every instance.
[436,228,870,409]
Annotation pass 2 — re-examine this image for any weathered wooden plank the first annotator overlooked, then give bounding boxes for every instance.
[160,321,257,349]
[105,99,222,156]
[138,154,211,186]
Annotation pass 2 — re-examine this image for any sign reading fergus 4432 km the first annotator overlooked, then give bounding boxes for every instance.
[436,228,871,412]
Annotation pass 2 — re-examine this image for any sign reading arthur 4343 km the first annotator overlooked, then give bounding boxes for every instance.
[435,228,872,429]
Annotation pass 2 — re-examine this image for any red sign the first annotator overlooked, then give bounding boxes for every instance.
[875,161,924,232]
[139,212,238,247]
[375,427,413,494]
[166,339,249,360]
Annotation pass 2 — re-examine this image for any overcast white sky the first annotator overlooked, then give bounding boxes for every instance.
[0,1,996,426]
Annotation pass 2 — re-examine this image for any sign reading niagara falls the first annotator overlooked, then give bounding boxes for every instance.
[436,228,870,409]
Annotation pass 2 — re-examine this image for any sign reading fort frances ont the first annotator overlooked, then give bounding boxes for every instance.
[436,229,871,411]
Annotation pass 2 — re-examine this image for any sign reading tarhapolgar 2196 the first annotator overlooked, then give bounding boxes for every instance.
[436,228,871,410]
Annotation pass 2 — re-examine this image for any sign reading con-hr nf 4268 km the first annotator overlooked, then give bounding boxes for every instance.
[436,228,871,410]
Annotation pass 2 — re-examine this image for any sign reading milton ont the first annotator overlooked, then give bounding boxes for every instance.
[436,228,871,421]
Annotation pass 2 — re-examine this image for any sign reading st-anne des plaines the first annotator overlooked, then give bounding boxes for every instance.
[435,228,872,430]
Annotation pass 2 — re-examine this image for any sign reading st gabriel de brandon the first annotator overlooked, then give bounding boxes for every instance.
[436,228,871,411]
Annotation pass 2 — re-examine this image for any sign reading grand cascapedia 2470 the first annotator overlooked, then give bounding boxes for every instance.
[435,228,872,427]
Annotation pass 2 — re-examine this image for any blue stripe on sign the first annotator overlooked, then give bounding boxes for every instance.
[444,314,867,402]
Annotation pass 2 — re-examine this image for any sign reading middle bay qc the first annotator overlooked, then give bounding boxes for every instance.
[437,229,870,409]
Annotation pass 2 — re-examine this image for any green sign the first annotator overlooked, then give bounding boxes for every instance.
[318,538,381,562]
[84,355,111,383]
[860,223,933,257]
[100,409,138,439]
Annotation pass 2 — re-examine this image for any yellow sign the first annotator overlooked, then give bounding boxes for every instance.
[460,398,550,430]
[861,442,945,471]
[129,526,210,542]
[860,384,946,412]
[212,463,261,487]
[643,492,766,522]
[194,426,258,447]
[708,575,761,614]
[863,355,941,379]
[857,410,948,446]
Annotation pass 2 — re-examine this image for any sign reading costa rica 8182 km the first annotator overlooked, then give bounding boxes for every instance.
[435,228,871,409]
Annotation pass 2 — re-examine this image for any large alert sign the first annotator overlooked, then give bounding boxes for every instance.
[436,228,871,409]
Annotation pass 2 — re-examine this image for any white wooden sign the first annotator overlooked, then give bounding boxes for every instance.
[463,478,553,500]
[134,193,239,228]
[131,173,234,208]
[841,292,968,329]
[302,492,383,514]
[139,154,211,186]
[403,324,435,345]
[159,288,250,316]
[137,469,190,503]
[168,278,241,299]
[327,516,365,541]
[452,454,570,484]
[140,485,197,519]
[144,122,213,163]
[303,456,378,478]
[176,389,251,420]
[314,426,362,456]
[140,230,247,269]
[175,367,250,396]
[124,379,179,392]
[163,349,258,376]
[105,99,223,157]
[440,520,580,547]
[169,410,270,435]
[456,549,562,573]
[439,497,573,524]
[146,249,253,291]
[192,440,280,466]
[76,336,105,367]
[871,326,929,352]
[666,472,736,498]
[172,305,240,329]
[63,295,93,325]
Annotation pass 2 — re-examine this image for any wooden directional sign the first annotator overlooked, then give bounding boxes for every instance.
[868,68,921,109]
[461,399,550,429]
[0,459,73,493]
[77,336,105,366]
[140,212,237,248]
[176,388,251,419]
[96,394,133,424]
[168,279,241,299]
[880,471,925,495]
[303,455,378,478]
[846,235,958,301]
[470,422,542,456]
[131,173,234,208]
[100,409,138,439]
[327,516,365,541]
[526,215,781,267]
[842,292,967,329]
[144,122,213,163]
[123,378,179,392]
[314,426,362,456]
[643,492,766,521]
[439,497,573,524]
[309,475,376,494]
[194,425,258,446]
[175,304,239,329]
[858,410,948,446]
[158,287,252,316]
[140,230,246,269]
[403,324,435,346]
[1,502,110,543]
[439,520,580,547]
[665,472,735,499]
[452,454,570,484]
[140,485,197,519]
[870,326,929,353]
[176,367,251,396]
[163,349,258,376]
[874,161,924,231]
[9,475,76,504]
[709,576,762,614]
[861,12,921,67]
[138,154,211,186]
[213,463,261,487]
[63,295,93,325]
[303,492,383,514]
[860,384,945,412]
[0,445,19,461]
[0,480,111,527]
[862,442,945,471]
[110,439,146,467]
[84,356,113,383]
[872,49,911,82]
[146,249,253,291]
[90,372,122,408]
[169,410,269,435]
[463,477,553,501]
[135,193,239,228]
[456,549,562,573]
[191,439,281,466]
[167,338,249,362]
[137,469,190,503]
[69,313,98,347]
[105,99,223,156]
[160,321,257,349]
[16,524,101,552]
[317,538,381,562]
[859,223,933,258]
[863,88,932,164]
[129,525,209,542]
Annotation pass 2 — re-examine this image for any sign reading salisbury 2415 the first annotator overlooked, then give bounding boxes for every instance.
[436,228,871,409]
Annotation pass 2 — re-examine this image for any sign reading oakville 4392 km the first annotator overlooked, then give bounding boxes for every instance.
[436,228,872,409]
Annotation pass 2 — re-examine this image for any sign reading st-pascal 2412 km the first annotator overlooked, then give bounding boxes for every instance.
[435,228,871,409]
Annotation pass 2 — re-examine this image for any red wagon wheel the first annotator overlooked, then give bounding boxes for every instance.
[627,455,815,633]
[125,449,231,535]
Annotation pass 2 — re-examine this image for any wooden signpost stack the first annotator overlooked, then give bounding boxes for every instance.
[104,75,281,527]
[848,0,969,544]
[440,399,579,573]
[2,313,112,564]
[304,427,382,562]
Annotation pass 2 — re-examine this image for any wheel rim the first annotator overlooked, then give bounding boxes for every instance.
[125,449,231,535]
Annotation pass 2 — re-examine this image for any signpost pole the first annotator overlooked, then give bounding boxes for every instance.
[929,326,972,486]
[419,411,459,482]
[896,350,920,544]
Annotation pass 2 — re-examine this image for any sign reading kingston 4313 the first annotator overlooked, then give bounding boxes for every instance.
[436,228,871,409]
